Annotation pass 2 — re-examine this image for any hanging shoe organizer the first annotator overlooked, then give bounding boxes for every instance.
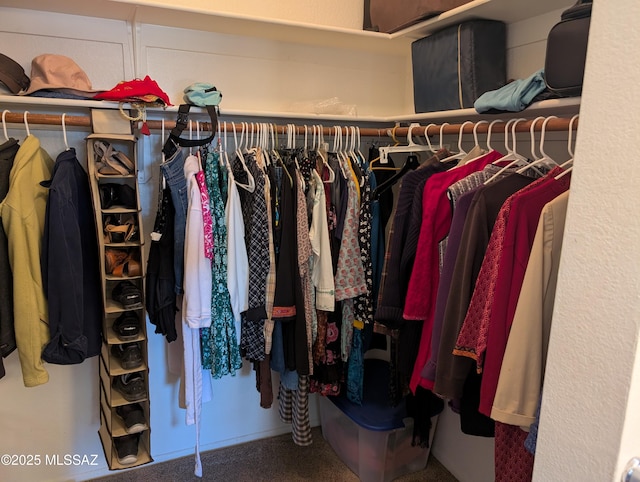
[86,122,153,469]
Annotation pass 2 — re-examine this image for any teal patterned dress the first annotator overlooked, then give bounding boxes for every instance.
[200,151,243,378]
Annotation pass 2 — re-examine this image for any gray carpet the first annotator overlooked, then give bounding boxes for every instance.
[90,427,457,481]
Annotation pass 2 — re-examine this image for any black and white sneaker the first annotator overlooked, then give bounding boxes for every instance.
[116,403,147,434]
[114,433,140,465]
[111,342,143,370]
[112,372,147,402]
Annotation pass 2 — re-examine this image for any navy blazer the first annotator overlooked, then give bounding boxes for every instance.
[41,148,102,364]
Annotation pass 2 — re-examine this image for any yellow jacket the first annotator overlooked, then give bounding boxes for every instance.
[0,135,53,387]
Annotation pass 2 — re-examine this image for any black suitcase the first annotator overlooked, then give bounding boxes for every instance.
[544,0,592,96]
[411,20,507,113]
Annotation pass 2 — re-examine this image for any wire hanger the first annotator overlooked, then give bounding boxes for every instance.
[23,111,30,137]
[2,110,11,142]
[61,113,70,151]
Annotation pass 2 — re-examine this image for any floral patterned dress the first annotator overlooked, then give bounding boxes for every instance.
[200,151,243,378]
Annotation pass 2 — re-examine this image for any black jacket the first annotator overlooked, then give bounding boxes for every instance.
[41,148,102,364]
[0,138,20,379]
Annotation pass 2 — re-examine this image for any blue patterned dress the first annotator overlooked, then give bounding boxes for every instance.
[200,151,243,378]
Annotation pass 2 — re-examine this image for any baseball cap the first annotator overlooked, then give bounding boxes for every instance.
[0,53,30,94]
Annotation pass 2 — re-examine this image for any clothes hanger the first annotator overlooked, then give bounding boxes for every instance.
[23,111,31,137]
[371,123,423,200]
[555,114,579,180]
[421,123,439,154]
[317,124,334,183]
[457,120,491,166]
[486,119,504,153]
[61,113,70,151]
[232,121,255,192]
[2,110,10,142]
[378,122,434,164]
[160,118,166,189]
[369,125,402,171]
[483,118,532,184]
[516,116,559,174]
[438,120,473,166]
[333,125,350,180]
[355,126,366,168]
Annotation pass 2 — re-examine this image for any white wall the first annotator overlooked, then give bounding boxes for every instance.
[534,1,640,480]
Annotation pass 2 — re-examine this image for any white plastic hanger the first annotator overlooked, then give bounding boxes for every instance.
[555,114,579,180]
[232,122,255,192]
[438,122,449,150]
[3,110,11,142]
[438,120,473,165]
[61,113,70,151]
[483,118,531,184]
[317,124,334,183]
[23,111,30,137]
[378,122,434,164]
[486,119,503,152]
[422,123,438,153]
[517,116,559,174]
[355,126,366,167]
[161,118,166,189]
[458,120,491,165]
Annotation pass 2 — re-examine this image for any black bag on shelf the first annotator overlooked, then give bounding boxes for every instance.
[411,20,507,113]
[544,0,593,96]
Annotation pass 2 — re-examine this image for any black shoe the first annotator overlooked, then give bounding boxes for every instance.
[112,372,147,402]
[100,183,137,210]
[112,312,140,341]
[116,403,147,434]
[112,281,143,310]
[114,433,140,465]
[111,342,143,370]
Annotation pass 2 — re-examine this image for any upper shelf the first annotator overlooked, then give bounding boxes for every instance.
[0,94,581,125]
[2,0,574,50]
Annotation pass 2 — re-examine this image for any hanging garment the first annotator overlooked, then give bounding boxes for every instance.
[0,135,53,387]
[200,151,242,378]
[160,147,188,295]
[348,173,374,405]
[0,138,19,379]
[182,154,213,477]
[225,168,249,324]
[146,184,178,342]
[196,170,213,260]
[41,147,102,364]
[494,421,534,482]
[295,169,314,374]
[335,164,366,359]
[278,374,312,446]
[434,172,539,399]
[308,169,334,312]
[491,191,569,428]
[263,170,276,355]
[477,170,571,417]
[237,154,269,362]
[422,164,510,383]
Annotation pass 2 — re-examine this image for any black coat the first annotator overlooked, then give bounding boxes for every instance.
[41,148,102,364]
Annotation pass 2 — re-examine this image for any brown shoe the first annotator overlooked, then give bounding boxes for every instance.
[105,248,128,274]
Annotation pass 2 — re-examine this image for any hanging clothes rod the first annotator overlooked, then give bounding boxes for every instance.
[1,111,578,137]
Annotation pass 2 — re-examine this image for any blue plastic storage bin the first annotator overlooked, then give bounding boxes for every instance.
[319,359,437,482]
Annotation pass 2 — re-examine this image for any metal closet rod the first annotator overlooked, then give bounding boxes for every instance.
[2,111,578,138]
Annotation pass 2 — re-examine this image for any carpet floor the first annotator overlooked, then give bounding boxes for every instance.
[90,427,457,481]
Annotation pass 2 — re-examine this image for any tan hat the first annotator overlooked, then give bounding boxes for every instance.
[19,54,102,98]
